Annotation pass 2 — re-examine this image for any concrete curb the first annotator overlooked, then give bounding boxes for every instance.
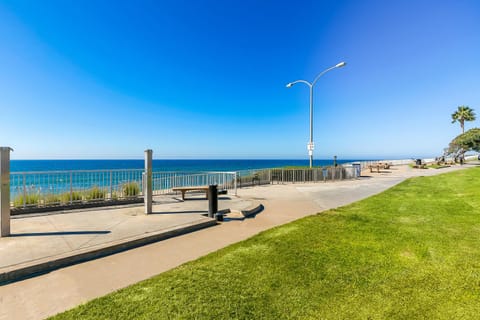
[0,218,217,285]
[241,204,264,217]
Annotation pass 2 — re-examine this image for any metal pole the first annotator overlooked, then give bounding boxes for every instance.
[22,173,26,208]
[1,147,13,237]
[69,172,73,204]
[144,149,153,214]
[287,62,346,170]
[109,171,113,200]
[234,172,237,196]
[309,85,313,168]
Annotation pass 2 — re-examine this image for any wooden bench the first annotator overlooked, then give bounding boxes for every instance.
[381,162,391,169]
[369,162,392,173]
[172,186,227,200]
[413,164,427,169]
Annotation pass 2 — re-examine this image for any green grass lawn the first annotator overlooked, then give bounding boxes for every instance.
[51,168,480,319]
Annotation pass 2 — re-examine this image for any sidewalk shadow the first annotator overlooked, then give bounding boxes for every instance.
[149,210,207,215]
[175,196,231,202]
[222,213,260,222]
[11,231,111,237]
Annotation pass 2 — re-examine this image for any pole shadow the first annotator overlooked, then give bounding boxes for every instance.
[149,210,207,215]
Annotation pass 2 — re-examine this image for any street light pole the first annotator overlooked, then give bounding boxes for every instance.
[309,85,314,168]
[286,62,346,168]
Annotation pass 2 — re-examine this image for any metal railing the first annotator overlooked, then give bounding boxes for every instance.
[10,169,144,209]
[9,165,359,211]
[236,166,357,186]
[152,171,237,195]
[344,159,414,170]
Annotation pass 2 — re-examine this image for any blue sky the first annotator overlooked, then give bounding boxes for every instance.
[1,0,479,160]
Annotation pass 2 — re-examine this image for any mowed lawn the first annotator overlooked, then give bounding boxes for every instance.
[51,168,480,319]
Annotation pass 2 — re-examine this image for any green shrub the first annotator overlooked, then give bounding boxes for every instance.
[122,182,140,198]
[61,191,83,203]
[44,194,62,205]
[13,193,40,208]
[85,187,106,201]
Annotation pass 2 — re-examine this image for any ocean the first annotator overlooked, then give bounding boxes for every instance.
[10,159,368,173]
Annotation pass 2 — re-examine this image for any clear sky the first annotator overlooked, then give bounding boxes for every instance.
[1,0,479,160]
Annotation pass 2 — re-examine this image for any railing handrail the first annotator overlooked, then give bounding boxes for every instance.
[11,168,145,175]
[152,171,237,174]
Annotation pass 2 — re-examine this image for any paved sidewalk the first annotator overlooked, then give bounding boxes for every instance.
[0,194,258,283]
[0,164,474,320]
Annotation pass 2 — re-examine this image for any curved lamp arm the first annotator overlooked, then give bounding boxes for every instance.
[286,62,346,89]
[286,79,312,88]
[311,62,346,87]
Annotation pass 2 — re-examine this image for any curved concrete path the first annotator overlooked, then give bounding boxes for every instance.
[0,164,473,320]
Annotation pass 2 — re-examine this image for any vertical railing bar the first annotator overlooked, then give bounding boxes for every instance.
[22,173,26,208]
[70,172,73,204]
[109,170,113,200]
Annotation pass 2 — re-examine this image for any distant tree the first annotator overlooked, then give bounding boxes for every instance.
[451,105,476,134]
[449,128,480,154]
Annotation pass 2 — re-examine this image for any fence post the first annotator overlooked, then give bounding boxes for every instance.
[234,172,238,196]
[22,173,26,208]
[68,172,73,204]
[1,147,13,237]
[109,171,113,201]
[144,149,153,214]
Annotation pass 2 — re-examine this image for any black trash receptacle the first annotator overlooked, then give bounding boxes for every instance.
[416,159,422,166]
[208,185,218,218]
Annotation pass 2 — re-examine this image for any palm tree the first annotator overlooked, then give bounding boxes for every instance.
[451,105,476,134]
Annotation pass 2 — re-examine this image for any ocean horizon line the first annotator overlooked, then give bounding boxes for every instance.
[9,158,386,173]
[11,158,382,161]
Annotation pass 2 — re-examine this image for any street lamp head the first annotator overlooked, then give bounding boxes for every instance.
[286,83,293,88]
[335,61,346,68]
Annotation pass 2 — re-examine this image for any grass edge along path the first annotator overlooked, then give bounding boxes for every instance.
[51,168,480,319]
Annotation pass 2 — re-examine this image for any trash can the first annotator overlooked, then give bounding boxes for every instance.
[352,163,361,177]
[208,185,218,218]
[416,159,422,166]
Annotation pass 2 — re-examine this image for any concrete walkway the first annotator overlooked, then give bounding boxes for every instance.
[0,194,258,283]
[0,164,473,320]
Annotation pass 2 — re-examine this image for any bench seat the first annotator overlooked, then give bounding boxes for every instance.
[172,186,227,200]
